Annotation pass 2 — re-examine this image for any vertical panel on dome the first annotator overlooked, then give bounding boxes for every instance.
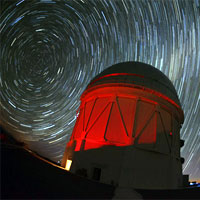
[85,103,112,141]
[86,97,110,131]
[138,112,157,144]
[172,117,180,157]
[105,102,128,144]
[133,100,156,138]
[160,107,173,147]
[117,97,137,137]
[156,112,171,154]
[160,108,172,134]
[84,99,95,131]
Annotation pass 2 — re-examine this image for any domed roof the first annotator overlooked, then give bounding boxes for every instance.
[87,61,181,107]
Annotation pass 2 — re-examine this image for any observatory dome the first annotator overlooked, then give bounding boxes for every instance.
[62,61,185,189]
[87,61,181,108]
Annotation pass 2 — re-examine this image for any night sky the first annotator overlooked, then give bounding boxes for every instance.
[1,0,200,182]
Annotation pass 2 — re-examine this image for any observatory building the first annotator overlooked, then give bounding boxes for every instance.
[62,62,184,189]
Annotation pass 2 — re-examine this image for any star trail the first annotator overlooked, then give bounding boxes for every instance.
[0,0,200,181]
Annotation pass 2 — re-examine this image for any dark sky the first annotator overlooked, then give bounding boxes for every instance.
[0,0,200,181]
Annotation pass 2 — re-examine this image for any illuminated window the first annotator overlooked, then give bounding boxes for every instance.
[65,159,72,171]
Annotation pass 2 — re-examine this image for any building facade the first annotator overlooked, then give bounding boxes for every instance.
[62,62,184,189]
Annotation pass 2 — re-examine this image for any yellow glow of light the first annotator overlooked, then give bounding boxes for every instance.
[65,159,72,171]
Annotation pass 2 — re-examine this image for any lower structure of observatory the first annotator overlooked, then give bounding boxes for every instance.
[62,62,184,189]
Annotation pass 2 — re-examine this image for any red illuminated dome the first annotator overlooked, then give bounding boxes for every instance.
[62,61,184,189]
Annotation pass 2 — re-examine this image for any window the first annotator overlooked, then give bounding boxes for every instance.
[92,167,101,181]
[65,159,72,171]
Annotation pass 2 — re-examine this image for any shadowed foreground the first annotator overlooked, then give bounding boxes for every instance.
[1,143,200,199]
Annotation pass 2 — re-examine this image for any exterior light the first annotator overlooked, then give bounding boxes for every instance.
[65,159,72,171]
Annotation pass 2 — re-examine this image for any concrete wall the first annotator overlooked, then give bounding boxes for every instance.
[70,145,182,189]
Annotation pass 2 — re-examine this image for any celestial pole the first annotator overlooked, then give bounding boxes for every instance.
[0,0,200,181]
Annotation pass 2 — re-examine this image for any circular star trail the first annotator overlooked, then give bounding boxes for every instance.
[0,0,200,181]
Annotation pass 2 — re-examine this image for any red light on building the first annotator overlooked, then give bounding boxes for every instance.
[70,85,159,151]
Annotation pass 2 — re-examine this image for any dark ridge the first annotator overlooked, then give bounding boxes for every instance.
[1,143,200,199]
